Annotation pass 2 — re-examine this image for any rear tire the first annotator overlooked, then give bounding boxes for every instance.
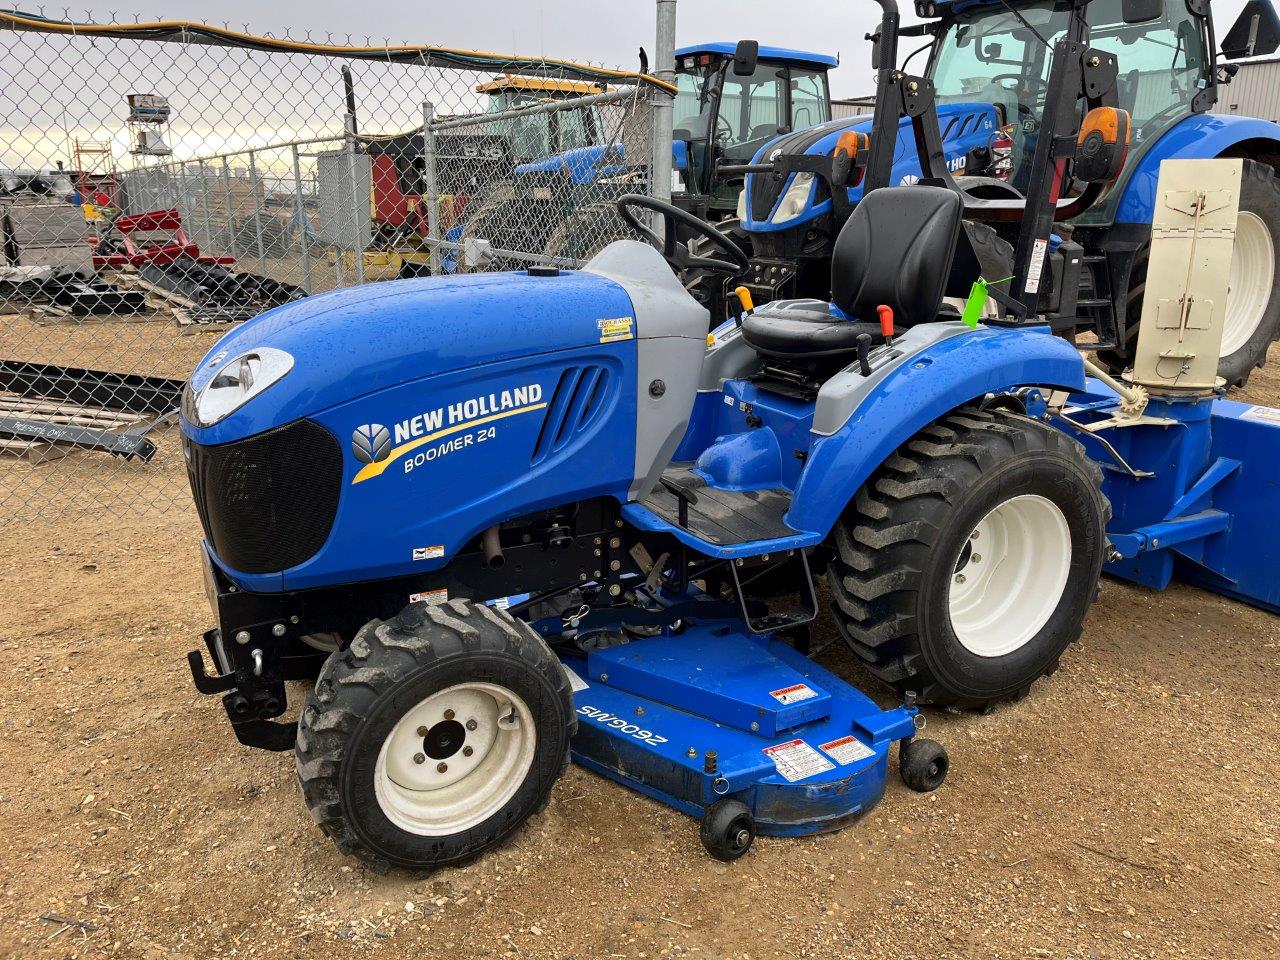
[457,182,518,272]
[543,202,631,265]
[296,599,574,872]
[827,408,1108,709]
[1098,158,1280,389]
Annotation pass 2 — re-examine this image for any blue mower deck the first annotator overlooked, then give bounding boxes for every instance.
[558,622,918,836]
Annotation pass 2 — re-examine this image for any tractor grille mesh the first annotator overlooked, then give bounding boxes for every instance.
[184,419,342,574]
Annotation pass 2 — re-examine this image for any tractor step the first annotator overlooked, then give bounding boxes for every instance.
[559,620,922,838]
[642,466,795,545]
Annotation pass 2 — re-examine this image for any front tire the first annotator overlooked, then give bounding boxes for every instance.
[296,599,574,872]
[827,408,1108,709]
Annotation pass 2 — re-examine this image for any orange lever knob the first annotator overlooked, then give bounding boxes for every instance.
[877,304,895,339]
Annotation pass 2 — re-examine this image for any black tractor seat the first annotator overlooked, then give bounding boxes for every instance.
[738,185,964,362]
[739,300,885,359]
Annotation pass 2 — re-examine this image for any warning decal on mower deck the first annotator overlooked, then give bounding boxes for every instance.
[412,545,445,561]
[769,683,819,705]
[1242,405,1280,424]
[762,739,834,782]
[409,588,448,605]
[819,735,875,766]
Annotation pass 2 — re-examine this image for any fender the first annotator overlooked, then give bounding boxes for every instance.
[1115,114,1280,225]
[784,324,1085,538]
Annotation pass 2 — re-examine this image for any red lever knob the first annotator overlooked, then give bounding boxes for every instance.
[877,304,895,339]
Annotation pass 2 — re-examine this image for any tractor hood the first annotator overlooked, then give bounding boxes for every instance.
[515,143,626,185]
[741,101,999,233]
[182,267,636,445]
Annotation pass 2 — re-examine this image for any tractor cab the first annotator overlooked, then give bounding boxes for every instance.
[475,75,607,159]
[722,0,1280,388]
[926,0,1213,198]
[673,41,837,218]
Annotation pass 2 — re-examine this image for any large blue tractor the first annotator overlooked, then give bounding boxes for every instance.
[453,41,842,269]
[183,0,1280,873]
[723,0,1280,388]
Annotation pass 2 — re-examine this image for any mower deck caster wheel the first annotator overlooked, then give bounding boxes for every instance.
[700,799,755,862]
[899,738,949,792]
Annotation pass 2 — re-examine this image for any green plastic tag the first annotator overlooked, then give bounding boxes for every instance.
[961,274,1013,328]
[961,279,988,329]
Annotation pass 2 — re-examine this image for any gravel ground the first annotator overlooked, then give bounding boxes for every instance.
[1,349,1278,960]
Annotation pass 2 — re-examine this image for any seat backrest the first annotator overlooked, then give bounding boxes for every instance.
[830,185,963,326]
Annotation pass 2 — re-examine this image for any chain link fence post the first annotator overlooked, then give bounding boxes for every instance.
[650,0,678,214]
[422,100,441,277]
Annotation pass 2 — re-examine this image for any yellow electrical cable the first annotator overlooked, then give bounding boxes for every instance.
[0,11,678,94]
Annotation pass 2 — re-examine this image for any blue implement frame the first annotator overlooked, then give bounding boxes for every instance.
[1057,380,1280,614]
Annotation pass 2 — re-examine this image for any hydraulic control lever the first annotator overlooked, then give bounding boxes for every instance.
[856,333,873,376]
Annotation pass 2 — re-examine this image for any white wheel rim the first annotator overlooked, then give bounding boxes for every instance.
[1222,210,1275,358]
[373,682,537,837]
[948,494,1072,658]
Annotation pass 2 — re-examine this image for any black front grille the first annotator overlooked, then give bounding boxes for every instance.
[185,419,342,574]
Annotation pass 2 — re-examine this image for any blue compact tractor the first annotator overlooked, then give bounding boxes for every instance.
[185,0,1280,872]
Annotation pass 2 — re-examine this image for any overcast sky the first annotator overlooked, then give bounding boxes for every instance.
[31,0,1262,97]
[51,1,908,98]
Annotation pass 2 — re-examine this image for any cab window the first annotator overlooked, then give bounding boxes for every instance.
[930,0,1209,187]
[718,62,786,161]
[1084,0,1208,142]
[790,69,831,131]
[557,108,594,152]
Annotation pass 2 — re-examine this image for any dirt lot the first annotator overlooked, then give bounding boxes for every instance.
[2,352,1278,960]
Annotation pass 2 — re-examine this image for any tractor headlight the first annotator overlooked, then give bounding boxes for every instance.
[770,172,814,226]
[736,188,747,221]
[187,347,294,427]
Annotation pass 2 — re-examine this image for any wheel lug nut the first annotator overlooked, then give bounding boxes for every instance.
[970,531,980,540]
[954,573,966,584]
[443,709,455,720]
[466,718,478,731]
[463,746,474,757]
[413,753,425,765]
[416,726,428,737]
[972,554,982,563]
[437,762,448,773]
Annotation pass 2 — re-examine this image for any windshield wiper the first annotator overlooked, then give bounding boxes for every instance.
[996,0,1052,50]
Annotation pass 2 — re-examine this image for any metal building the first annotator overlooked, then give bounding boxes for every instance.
[832,96,874,119]
[1214,59,1280,122]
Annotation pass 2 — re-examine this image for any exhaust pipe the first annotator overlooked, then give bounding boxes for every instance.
[482,525,505,569]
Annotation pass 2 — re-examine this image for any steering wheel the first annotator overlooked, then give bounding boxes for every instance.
[987,73,1047,122]
[616,194,750,277]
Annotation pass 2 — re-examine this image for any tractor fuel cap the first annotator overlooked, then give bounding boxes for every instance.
[527,265,560,277]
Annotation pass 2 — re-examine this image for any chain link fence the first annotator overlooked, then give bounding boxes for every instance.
[0,7,673,523]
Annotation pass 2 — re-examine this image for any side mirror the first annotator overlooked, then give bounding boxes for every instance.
[733,40,759,76]
[1222,0,1280,59]
[1121,0,1162,24]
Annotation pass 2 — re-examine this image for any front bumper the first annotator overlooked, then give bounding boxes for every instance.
[186,542,323,751]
